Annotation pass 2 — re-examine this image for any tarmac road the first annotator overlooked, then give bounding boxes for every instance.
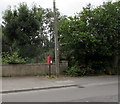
[2,76,118,102]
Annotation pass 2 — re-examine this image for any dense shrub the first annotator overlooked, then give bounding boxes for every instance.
[65,65,94,77]
[2,52,26,64]
[59,1,119,76]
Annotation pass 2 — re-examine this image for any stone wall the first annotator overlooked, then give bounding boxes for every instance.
[2,61,68,77]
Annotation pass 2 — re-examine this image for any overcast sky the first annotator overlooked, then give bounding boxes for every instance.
[0,0,116,24]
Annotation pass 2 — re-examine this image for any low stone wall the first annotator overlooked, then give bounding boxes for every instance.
[2,62,68,77]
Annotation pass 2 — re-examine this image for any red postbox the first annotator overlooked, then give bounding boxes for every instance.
[47,56,52,65]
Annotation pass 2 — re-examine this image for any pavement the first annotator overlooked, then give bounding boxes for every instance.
[1,75,118,93]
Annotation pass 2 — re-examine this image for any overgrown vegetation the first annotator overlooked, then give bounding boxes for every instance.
[2,52,26,64]
[1,1,119,76]
[2,3,63,63]
[59,1,119,75]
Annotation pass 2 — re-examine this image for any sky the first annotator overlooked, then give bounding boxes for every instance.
[0,0,117,24]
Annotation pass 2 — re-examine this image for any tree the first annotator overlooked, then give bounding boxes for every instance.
[2,3,49,61]
[2,2,65,63]
[59,1,120,74]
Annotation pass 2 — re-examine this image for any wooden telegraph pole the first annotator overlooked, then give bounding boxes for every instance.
[53,0,60,77]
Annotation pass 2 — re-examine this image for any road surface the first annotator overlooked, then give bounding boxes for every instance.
[2,79,118,102]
